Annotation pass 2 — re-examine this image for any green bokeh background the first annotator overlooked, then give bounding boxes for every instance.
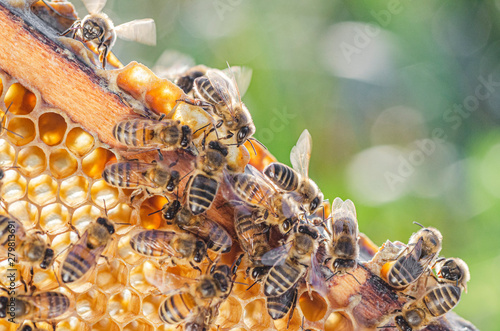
[76,0,500,328]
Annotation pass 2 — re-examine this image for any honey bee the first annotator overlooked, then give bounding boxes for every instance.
[163,205,232,254]
[393,283,463,331]
[433,257,470,292]
[261,223,319,297]
[185,141,228,216]
[263,129,323,215]
[0,291,70,323]
[158,256,243,328]
[112,118,193,152]
[234,206,270,265]
[102,160,180,201]
[60,0,156,68]
[227,164,300,235]
[129,229,207,270]
[325,197,359,276]
[386,223,442,290]
[59,216,115,284]
[192,67,255,146]
[0,215,54,273]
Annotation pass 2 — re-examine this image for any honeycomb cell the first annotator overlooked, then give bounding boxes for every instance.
[56,316,91,331]
[108,203,135,232]
[6,117,36,146]
[324,312,354,331]
[31,266,59,291]
[49,148,78,179]
[40,203,70,235]
[72,205,101,233]
[96,259,128,294]
[117,232,144,265]
[299,291,328,322]
[4,82,36,115]
[60,176,89,208]
[140,195,168,229]
[130,260,162,294]
[122,318,155,331]
[27,174,57,205]
[52,231,78,259]
[216,296,243,329]
[243,299,271,331]
[233,269,261,301]
[82,147,116,179]
[108,289,141,324]
[39,112,67,146]
[66,127,95,157]
[7,201,38,228]
[273,308,301,331]
[17,145,46,177]
[0,261,23,290]
[90,180,119,209]
[91,319,120,331]
[2,170,27,202]
[0,139,15,165]
[142,294,164,324]
[76,288,107,324]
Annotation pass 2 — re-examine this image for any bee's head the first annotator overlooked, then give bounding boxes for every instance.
[81,16,104,41]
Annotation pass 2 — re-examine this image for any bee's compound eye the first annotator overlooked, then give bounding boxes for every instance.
[237,126,249,143]
[310,197,320,212]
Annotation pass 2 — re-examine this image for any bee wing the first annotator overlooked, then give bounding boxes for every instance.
[222,66,252,98]
[153,50,195,80]
[290,129,312,178]
[261,242,292,266]
[104,161,160,188]
[114,19,156,46]
[206,69,239,117]
[331,198,357,226]
[130,230,181,258]
[399,237,425,275]
[144,268,198,294]
[309,252,329,296]
[182,217,232,251]
[82,0,107,14]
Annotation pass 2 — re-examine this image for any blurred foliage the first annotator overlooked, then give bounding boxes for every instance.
[71,0,500,328]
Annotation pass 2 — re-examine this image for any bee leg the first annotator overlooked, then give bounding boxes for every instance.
[190,262,202,275]
[99,41,109,69]
[129,188,144,204]
[157,149,164,161]
[68,222,81,239]
[20,275,28,293]
[59,20,80,37]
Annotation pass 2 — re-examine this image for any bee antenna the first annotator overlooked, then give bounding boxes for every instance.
[249,137,267,150]
[248,139,257,156]
[147,209,163,217]
[326,271,340,282]
[193,123,211,135]
[347,272,361,285]
[102,199,108,216]
[413,221,424,228]
[246,280,259,291]
[179,169,193,182]
[377,326,397,329]
[233,281,249,286]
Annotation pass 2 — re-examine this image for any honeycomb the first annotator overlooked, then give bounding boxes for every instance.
[0,1,477,331]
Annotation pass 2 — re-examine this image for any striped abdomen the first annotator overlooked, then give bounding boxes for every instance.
[200,219,232,253]
[0,215,25,248]
[264,163,299,192]
[102,162,143,188]
[423,284,461,317]
[24,292,70,320]
[266,287,297,320]
[113,119,156,148]
[387,254,423,289]
[188,175,218,215]
[61,245,98,283]
[130,230,173,257]
[159,292,197,324]
[231,174,271,207]
[264,259,305,297]
[194,76,224,106]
